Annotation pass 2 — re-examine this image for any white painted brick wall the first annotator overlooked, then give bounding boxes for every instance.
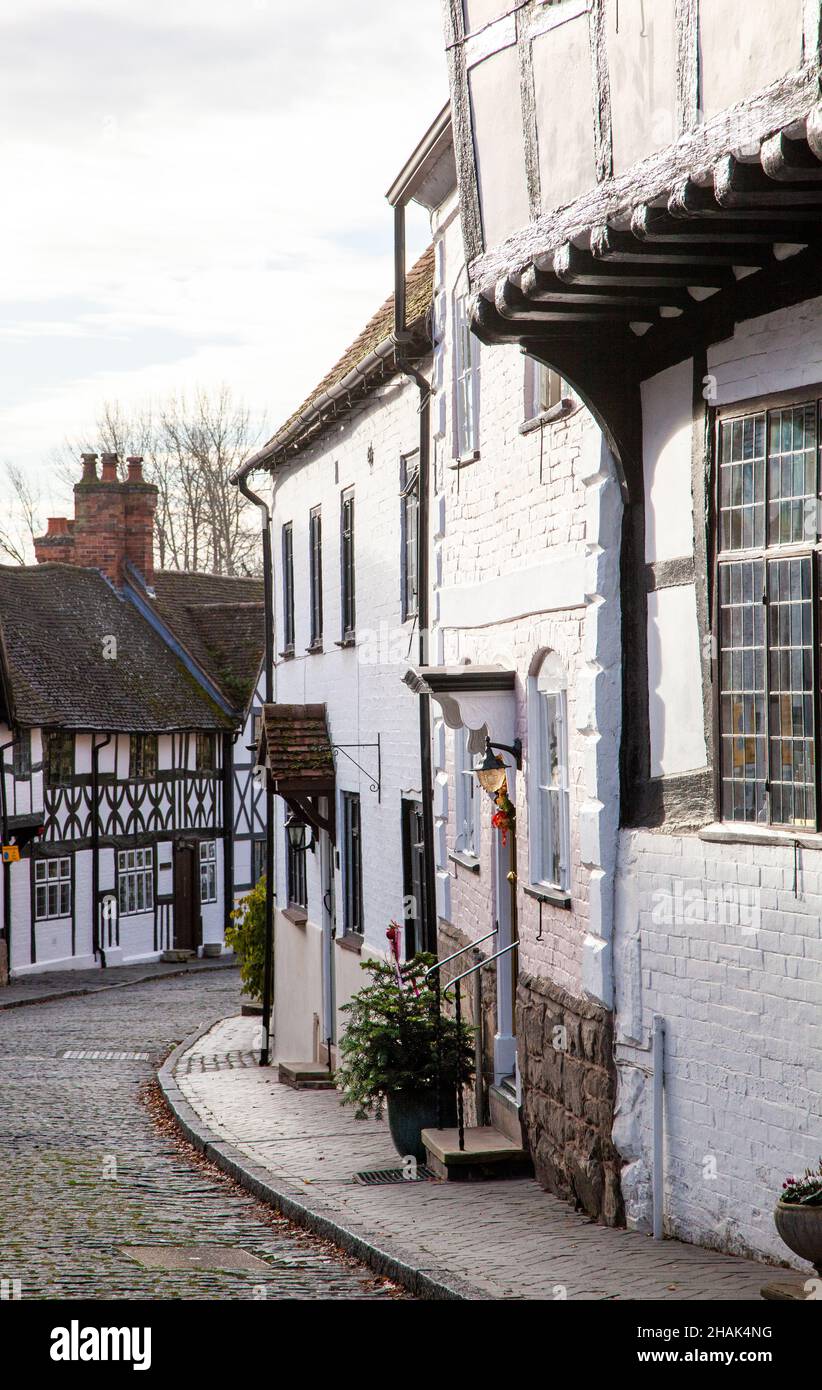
[270,370,424,1055]
[430,206,622,1005]
[615,826,822,1265]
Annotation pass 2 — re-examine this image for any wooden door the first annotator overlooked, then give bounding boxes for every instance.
[173,842,199,950]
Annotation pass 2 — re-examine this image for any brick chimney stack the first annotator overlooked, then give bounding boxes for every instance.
[33,453,157,587]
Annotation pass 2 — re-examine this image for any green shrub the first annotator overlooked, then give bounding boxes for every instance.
[336,953,475,1120]
[226,875,268,1000]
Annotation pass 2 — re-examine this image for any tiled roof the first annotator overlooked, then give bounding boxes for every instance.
[266,244,434,455]
[259,703,335,794]
[148,571,265,713]
[0,564,232,731]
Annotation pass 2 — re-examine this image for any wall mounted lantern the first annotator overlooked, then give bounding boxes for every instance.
[472,735,522,794]
[285,812,314,854]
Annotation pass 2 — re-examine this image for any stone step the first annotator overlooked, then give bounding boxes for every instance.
[421,1125,533,1181]
[278,1061,337,1090]
[160,949,196,963]
[489,1081,525,1146]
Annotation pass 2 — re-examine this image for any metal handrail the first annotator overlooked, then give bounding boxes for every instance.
[443,940,517,997]
[426,926,499,1131]
[423,926,498,978]
[445,939,519,1154]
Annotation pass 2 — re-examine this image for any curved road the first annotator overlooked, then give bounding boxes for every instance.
[0,967,402,1300]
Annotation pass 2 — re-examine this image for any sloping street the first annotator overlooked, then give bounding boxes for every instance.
[0,968,403,1300]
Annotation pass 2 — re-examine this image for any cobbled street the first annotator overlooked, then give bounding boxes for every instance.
[0,968,404,1300]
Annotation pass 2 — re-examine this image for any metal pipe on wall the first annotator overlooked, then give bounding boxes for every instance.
[0,737,14,970]
[91,733,112,961]
[652,1013,666,1241]
[393,198,437,954]
[237,475,275,1067]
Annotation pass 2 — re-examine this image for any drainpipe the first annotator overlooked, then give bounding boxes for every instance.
[0,738,13,971]
[91,733,112,961]
[393,199,437,953]
[652,1013,666,1240]
[237,475,275,1067]
[222,729,234,950]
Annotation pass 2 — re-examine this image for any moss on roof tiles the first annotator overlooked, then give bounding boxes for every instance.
[0,563,232,731]
[148,571,265,713]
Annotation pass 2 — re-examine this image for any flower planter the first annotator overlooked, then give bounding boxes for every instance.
[387,1088,456,1164]
[774,1202,822,1274]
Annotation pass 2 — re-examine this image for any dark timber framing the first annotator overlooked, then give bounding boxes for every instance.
[675,0,699,135]
[588,0,613,184]
[465,73,822,826]
[443,0,484,266]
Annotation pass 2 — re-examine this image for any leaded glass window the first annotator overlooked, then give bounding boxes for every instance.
[717,399,821,828]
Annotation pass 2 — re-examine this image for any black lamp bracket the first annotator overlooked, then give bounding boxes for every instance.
[487,736,522,771]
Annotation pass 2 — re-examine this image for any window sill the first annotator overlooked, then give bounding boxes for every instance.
[449,850,480,874]
[448,449,480,470]
[305,642,323,655]
[523,883,571,909]
[699,822,822,850]
[336,931,363,954]
[335,635,356,649]
[278,648,295,661]
[519,398,577,435]
[282,907,308,926]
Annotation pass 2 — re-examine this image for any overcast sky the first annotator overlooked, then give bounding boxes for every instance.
[0,1,446,516]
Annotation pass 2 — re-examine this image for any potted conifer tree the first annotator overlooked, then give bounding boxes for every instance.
[336,953,474,1162]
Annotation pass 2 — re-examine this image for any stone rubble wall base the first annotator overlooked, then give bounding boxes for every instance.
[517,968,624,1228]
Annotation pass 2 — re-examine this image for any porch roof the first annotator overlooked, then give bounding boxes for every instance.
[402,665,517,753]
[258,703,335,795]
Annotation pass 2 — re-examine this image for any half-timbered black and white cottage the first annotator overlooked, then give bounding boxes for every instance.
[0,453,265,979]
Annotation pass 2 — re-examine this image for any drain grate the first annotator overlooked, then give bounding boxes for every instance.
[354,1166,437,1186]
[62,1050,150,1060]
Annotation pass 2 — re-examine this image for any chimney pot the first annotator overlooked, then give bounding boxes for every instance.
[47,517,69,535]
[126,455,144,482]
[100,453,119,483]
[80,452,98,481]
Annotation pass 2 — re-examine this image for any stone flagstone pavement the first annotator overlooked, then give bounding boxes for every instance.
[170,1016,792,1301]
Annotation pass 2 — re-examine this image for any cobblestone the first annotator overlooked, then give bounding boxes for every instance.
[174,1016,792,1302]
[0,969,405,1300]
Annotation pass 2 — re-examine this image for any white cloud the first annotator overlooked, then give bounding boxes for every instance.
[0,1,446,508]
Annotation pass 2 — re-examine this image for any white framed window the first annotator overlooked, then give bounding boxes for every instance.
[199,840,217,903]
[454,728,481,859]
[525,356,567,421]
[454,291,480,458]
[34,857,71,920]
[118,847,154,916]
[528,652,571,892]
